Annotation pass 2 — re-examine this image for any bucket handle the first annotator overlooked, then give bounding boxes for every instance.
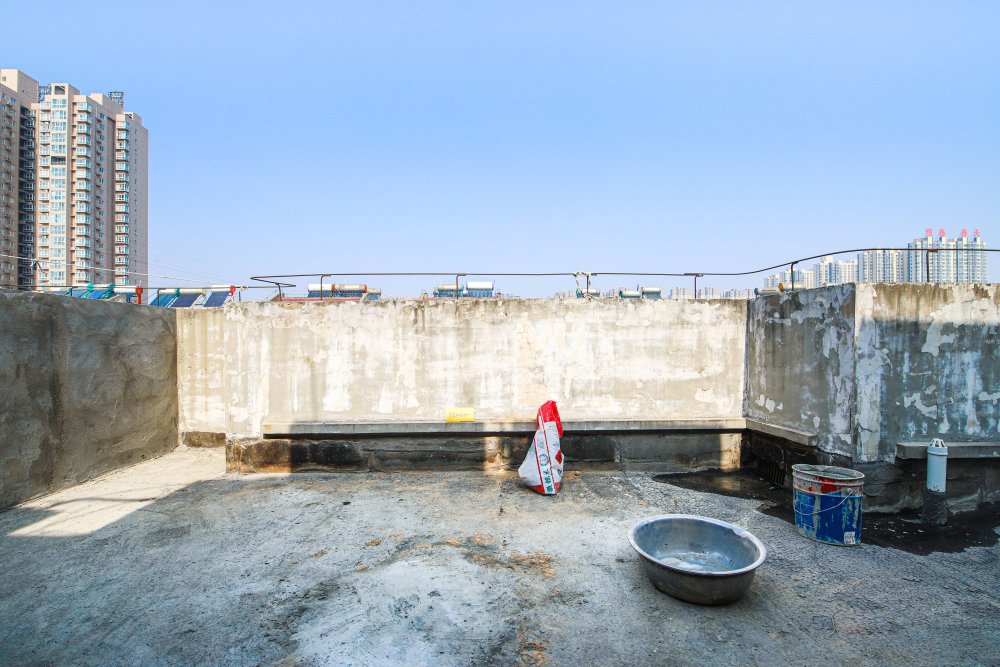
[793,494,860,516]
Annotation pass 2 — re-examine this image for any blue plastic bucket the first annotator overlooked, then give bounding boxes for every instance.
[792,464,865,546]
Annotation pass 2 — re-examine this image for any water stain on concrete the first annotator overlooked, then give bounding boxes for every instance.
[654,469,1000,555]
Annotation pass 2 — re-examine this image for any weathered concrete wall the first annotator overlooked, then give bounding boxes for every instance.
[746,283,1000,509]
[0,291,178,510]
[176,307,227,444]
[178,299,749,438]
[854,283,1000,463]
[745,284,857,459]
[175,285,998,507]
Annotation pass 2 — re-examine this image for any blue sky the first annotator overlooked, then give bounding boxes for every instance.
[8,1,999,296]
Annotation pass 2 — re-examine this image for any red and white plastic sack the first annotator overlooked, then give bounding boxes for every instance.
[518,400,564,495]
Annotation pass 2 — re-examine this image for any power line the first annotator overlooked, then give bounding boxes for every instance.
[145,259,234,285]
[249,246,996,293]
[0,251,238,285]
[149,246,247,278]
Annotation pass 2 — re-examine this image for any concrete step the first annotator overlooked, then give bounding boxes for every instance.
[226,431,744,474]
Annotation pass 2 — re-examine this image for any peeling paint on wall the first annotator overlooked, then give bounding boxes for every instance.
[176,284,1000,463]
[977,391,1000,404]
[179,299,748,437]
[856,283,1000,462]
[745,284,857,459]
[903,392,939,419]
[748,283,1000,464]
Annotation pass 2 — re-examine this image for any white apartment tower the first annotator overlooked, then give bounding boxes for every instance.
[0,69,147,289]
[813,255,858,286]
[907,228,986,283]
[953,228,987,282]
[764,268,815,290]
[857,248,905,283]
[0,69,39,289]
[907,228,953,283]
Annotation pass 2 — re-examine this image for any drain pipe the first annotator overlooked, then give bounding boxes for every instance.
[922,438,948,525]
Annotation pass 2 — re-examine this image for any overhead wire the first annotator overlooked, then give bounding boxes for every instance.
[147,245,248,282]
[3,245,995,294]
[0,251,238,285]
[250,246,998,293]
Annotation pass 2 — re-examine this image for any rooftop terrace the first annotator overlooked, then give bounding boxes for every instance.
[2,447,998,666]
[1,283,999,664]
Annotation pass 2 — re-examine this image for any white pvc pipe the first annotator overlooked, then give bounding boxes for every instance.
[927,438,948,493]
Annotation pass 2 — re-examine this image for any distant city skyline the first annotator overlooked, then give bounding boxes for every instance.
[764,228,988,290]
[3,3,997,297]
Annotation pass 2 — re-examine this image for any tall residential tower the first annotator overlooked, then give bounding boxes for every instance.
[0,69,38,289]
[0,69,147,289]
[907,228,986,283]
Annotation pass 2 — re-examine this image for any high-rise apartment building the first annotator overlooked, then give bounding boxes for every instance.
[953,228,987,282]
[907,228,986,283]
[764,230,988,290]
[764,268,815,290]
[814,255,858,286]
[907,228,952,283]
[0,70,39,289]
[0,69,147,289]
[858,248,905,283]
[765,257,857,290]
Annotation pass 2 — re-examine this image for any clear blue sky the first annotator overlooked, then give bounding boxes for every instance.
[8,1,999,296]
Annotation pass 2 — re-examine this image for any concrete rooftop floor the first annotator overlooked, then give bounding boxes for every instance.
[1,448,998,666]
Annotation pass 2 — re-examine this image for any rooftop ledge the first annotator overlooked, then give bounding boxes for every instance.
[261,417,816,445]
[896,441,1000,460]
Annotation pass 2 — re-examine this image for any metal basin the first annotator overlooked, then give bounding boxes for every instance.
[628,515,766,605]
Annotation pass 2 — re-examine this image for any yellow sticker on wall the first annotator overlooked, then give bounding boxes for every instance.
[445,407,475,422]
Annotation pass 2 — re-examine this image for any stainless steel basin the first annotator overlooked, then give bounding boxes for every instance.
[628,514,767,605]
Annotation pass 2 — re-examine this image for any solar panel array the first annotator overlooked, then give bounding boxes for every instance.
[203,292,229,308]
[573,287,662,299]
[302,284,376,300]
[149,292,175,307]
[38,287,237,307]
[169,293,201,308]
[640,287,663,300]
[433,283,465,298]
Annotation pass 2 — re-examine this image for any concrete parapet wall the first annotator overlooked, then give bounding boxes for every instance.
[853,283,1000,463]
[747,283,1000,466]
[0,291,178,510]
[5,283,998,512]
[178,298,749,438]
[745,284,856,459]
[0,294,754,509]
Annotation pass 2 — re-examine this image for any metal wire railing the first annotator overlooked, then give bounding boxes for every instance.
[4,245,991,300]
[251,246,996,298]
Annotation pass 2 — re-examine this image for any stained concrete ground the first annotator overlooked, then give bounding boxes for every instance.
[2,448,999,666]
